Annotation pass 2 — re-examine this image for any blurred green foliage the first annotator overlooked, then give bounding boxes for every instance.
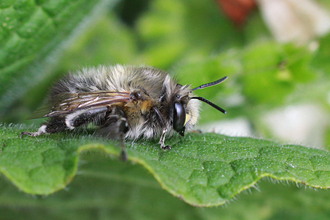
[1,0,330,219]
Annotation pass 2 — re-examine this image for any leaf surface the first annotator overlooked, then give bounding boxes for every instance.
[1,124,330,207]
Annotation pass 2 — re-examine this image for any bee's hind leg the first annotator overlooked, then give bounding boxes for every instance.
[22,107,111,139]
[21,118,67,138]
[21,125,48,138]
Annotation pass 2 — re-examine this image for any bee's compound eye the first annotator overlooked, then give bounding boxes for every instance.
[173,102,186,134]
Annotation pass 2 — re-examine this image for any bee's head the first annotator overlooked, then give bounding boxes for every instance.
[171,76,228,136]
[153,75,227,137]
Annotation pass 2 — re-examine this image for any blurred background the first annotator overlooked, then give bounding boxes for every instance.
[1,0,330,219]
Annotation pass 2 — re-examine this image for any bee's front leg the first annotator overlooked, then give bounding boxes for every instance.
[152,107,171,150]
[159,129,171,150]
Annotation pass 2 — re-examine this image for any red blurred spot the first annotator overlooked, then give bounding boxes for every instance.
[217,0,257,25]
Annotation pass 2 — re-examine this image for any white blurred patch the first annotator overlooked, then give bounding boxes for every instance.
[262,104,329,148]
[198,117,254,137]
[222,93,246,108]
[257,0,330,44]
[327,91,330,105]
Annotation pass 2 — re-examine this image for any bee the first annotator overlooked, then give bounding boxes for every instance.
[21,65,227,160]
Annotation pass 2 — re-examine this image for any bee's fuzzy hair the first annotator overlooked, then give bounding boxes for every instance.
[51,64,200,140]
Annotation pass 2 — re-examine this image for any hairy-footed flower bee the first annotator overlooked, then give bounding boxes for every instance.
[21,65,227,160]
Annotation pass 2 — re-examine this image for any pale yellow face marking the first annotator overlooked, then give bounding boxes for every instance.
[184,111,192,126]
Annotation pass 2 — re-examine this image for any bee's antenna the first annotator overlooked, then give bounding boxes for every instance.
[191,76,228,91]
[191,97,226,114]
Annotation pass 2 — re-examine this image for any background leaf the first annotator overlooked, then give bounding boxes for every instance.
[0,0,116,116]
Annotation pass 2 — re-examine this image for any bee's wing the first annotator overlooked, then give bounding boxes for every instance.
[30,91,131,119]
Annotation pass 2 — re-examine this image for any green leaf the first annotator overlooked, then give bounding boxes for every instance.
[2,158,330,220]
[0,0,116,114]
[242,41,316,106]
[136,0,242,68]
[1,124,330,207]
[311,33,330,73]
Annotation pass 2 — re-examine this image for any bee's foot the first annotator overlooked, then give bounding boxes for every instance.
[21,132,33,138]
[119,150,128,161]
[20,125,47,138]
[161,145,171,150]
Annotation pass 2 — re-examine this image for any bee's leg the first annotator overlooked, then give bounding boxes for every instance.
[153,107,171,150]
[118,118,129,161]
[65,107,108,129]
[21,125,48,138]
[97,107,129,161]
[101,117,129,161]
[159,128,171,150]
[21,117,67,138]
[21,107,109,138]
[21,119,67,138]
